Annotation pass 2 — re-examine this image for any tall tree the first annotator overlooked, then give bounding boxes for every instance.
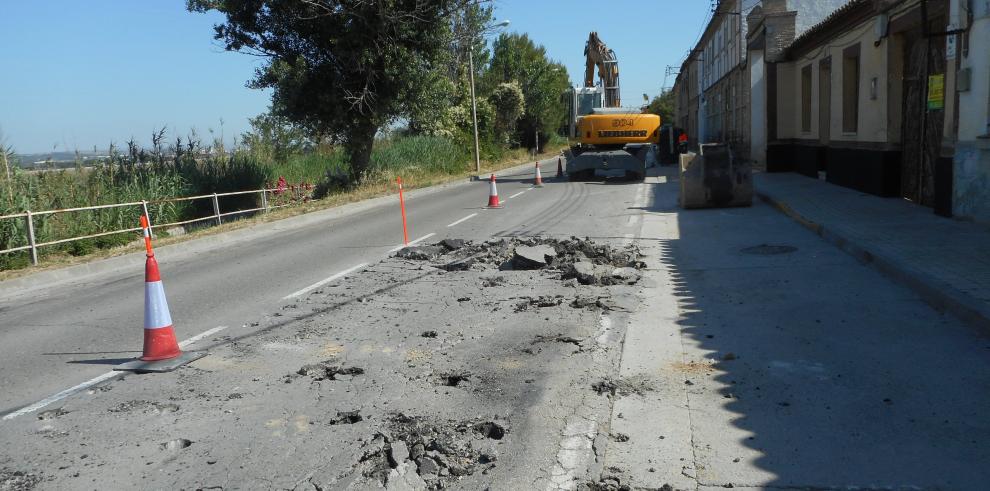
[485,33,569,150]
[188,0,469,181]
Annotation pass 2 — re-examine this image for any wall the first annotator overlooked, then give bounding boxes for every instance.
[952,1,990,223]
[750,50,767,165]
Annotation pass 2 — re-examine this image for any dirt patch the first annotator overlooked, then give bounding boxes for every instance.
[36,408,69,420]
[437,372,471,387]
[0,469,42,491]
[669,360,717,375]
[356,413,507,489]
[514,295,564,312]
[108,401,179,414]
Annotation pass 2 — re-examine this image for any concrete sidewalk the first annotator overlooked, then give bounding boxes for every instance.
[755,172,990,332]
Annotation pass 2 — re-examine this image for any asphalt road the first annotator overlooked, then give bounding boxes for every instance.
[0,156,645,417]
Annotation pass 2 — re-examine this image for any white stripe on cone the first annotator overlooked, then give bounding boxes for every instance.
[144,281,173,329]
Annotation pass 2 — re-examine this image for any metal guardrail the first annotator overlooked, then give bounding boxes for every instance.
[0,184,313,266]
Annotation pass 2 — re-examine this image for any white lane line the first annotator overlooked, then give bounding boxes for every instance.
[387,232,436,253]
[179,325,229,348]
[446,213,477,228]
[2,325,231,421]
[2,372,119,421]
[507,191,526,199]
[283,262,369,299]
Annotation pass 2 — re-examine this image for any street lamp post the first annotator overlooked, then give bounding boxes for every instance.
[468,20,509,173]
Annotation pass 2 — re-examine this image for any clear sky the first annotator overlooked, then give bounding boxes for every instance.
[0,1,711,154]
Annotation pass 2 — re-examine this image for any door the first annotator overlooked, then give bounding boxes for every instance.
[901,26,946,206]
[819,57,831,145]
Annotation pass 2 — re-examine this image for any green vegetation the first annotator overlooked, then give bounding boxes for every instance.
[645,89,676,126]
[1,3,573,271]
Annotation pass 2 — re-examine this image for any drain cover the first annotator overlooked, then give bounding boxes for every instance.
[741,244,797,255]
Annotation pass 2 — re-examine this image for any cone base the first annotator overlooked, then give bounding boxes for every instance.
[115,351,207,373]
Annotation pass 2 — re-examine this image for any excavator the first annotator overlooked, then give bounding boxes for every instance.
[566,32,660,181]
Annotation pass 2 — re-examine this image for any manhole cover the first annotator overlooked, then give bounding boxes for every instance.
[741,244,797,255]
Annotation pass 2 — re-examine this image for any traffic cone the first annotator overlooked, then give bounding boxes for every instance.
[141,254,180,361]
[487,174,502,208]
[534,162,544,187]
[116,215,205,372]
[556,157,564,178]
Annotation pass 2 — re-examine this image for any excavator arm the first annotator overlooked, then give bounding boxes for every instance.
[583,32,621,107]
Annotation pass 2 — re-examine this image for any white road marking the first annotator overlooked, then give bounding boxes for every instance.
[507,191,526,199]
[2,372,119,421]
[387,232,436,253]
[2,325,231,421]
[178,325,229,349]
[283,262,369,299]
[446,213,477,228]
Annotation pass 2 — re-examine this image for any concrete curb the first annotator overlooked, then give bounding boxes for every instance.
[0,157,554,299]
[756,189,990,333]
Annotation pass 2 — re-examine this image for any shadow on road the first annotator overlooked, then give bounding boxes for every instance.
[639,166,990,488]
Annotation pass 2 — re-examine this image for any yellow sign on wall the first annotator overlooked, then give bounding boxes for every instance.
[928,74,945,110]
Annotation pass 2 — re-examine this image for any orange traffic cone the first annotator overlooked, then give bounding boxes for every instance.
[556,157,564,178]
[534,162,544,187]
[116,216,205,372]
[487,174,503,208]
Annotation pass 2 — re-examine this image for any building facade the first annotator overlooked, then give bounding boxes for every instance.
[674,0,848,162]
[750,0,990,223]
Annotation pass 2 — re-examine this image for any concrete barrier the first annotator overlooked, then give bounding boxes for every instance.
[679,143,752,209]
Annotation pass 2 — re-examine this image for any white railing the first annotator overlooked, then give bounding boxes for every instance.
[0,184,314,266]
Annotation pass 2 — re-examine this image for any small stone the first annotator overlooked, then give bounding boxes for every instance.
[722,352,737,361]
[416,457,439,475]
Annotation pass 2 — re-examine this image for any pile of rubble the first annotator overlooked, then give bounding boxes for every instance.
[395,237,645,285]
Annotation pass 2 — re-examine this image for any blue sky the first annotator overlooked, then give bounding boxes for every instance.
[0,1,711,154]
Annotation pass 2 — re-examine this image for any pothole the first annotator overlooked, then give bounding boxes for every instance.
[329,410,364,425]
[438,372,471,387]
[37,408,69,420]
[159,438,192,451]
[356,413,508,488]
[290,361,365,382]
[473,421,505,440]
[741,244,797,255]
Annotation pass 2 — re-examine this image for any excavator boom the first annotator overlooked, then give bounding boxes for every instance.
[584,32,620,107]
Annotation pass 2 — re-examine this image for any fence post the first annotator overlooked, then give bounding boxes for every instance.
[141,200,153,239]
[212,193,222,225]
[25,210,38,266]
[261,188,269,213]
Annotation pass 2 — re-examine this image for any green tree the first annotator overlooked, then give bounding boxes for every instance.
[645,90,675,126]
[188,0,469,181]
[488,82,525,145]
[485,33,569,150]
[240,108,312,163]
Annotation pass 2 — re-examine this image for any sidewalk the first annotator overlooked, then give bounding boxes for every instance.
[755,172,990,331]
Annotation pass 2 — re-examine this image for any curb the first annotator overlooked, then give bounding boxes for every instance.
[756,189,990,333]
[0,156,555,299]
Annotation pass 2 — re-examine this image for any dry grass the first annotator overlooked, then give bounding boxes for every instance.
[0,145,566,283]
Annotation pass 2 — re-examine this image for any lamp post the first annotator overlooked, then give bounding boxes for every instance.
[469,19,510,173]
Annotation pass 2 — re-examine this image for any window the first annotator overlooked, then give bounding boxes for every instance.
[801,64,813,132]
[842,44,860,133]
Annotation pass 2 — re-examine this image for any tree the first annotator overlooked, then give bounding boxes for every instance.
[488,82,524,145]
[188,0,470,181]
[241,108,312,162]
[485,33,570,150]
[646,90,676,126]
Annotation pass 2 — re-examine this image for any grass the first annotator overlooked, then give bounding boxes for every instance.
[0,140,567,280]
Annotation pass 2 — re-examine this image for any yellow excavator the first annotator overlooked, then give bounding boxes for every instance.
[567,32,659,181]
